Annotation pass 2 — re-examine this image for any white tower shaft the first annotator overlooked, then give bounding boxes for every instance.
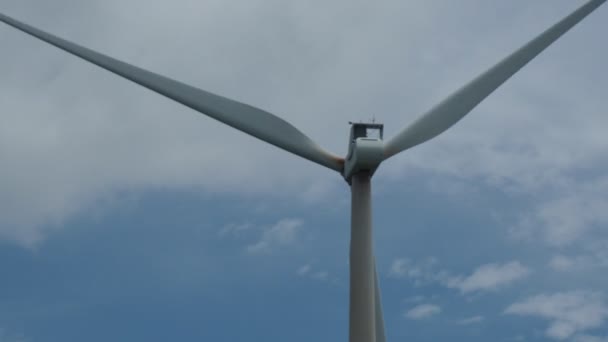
[350,172,376,342]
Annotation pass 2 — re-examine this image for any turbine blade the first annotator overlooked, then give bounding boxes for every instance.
[374,259,386,342]
[384,0,606,159]
[0,13,343,172]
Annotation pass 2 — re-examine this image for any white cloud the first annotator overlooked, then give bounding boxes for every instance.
[390,258,530,294]
[297,264,311,276]
[573,335,608,342]
[548,255,590,272]
[388,257,439,284]
[296,264,334,283]
[405,304,441,320]
[446,261,530,294]
[549,255,578,272]
[457,315,485,325]
[588,241,608,267]
[548,242,608,273]
[0,0,605,251]
[217,222,253,238]
[505,291,608,340]
[246,218,303,254]
[389,258,410,277]
[511,179,608,247]
[311,271,329,281]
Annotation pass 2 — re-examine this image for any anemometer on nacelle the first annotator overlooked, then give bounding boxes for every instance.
[343,122,385,183]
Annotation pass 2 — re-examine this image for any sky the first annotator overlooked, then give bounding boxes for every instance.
[0,0,607,341]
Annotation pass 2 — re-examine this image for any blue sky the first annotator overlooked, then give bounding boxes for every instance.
[1,0,607,341]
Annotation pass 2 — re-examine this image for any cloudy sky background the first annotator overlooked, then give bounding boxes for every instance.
[1,0,607,341]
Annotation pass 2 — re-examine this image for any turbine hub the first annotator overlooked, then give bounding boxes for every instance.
[343,122,384,183]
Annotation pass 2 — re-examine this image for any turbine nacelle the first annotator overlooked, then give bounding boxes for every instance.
[343,122,385,183]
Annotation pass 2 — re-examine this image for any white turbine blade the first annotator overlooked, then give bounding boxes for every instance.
[374,259,386,342]
[384,0,606,159]
[0,13,343,172]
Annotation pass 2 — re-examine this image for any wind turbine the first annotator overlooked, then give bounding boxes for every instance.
[1,1,605,341]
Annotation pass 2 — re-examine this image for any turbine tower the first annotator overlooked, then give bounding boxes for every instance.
[1,1,605,341]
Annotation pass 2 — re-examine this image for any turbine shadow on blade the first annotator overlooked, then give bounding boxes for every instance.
[0,1,605,341]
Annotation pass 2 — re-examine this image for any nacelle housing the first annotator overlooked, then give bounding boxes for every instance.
[343,122,384,182]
